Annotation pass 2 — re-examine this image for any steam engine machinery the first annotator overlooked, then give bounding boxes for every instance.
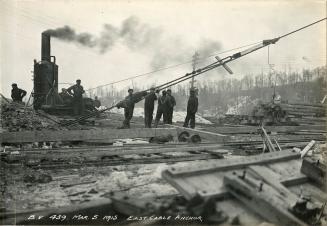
[32,32,97,115]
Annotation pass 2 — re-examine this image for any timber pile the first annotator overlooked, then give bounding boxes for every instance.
[162,150,327,226]
[0,102,62,132]
[281,102,326,117]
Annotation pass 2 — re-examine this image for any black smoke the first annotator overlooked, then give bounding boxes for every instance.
[44,16,222,69]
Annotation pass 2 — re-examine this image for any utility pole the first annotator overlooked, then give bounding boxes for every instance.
[191,51,199,89]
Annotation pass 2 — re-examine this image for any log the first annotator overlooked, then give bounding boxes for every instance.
[0,128,178,143]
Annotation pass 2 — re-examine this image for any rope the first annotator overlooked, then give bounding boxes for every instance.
[63,18,327,126]
[85,41,261,92]
[278,17,326,39]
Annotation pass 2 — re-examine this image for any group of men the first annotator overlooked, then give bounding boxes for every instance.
[145,88,176,128]
[119,87,198,129]
[11,80,101,116]
[10,81,199,129]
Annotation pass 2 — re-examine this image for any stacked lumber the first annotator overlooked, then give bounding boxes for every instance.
[162,151,325,225]
[281,102,325,117]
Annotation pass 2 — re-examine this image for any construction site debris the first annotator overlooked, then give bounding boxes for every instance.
[301,140,316,158]
[0,102,63,132]
[23,173,52,184]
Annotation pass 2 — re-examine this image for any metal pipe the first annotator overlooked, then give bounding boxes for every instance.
[41,32,51,61]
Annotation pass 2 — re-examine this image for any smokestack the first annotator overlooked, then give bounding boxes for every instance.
[41,32,51,61]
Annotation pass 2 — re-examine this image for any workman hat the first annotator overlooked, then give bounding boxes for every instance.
[76,79,81,82]
[150,87,155,91]
[128,88,133,92]
[167,89,171,92]
[11,83,17,87]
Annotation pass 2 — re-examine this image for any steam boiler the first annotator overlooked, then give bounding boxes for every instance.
[33,32,59,110]
[32,32,97,115]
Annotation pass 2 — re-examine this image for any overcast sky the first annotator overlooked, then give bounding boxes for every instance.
[0,0,326,97]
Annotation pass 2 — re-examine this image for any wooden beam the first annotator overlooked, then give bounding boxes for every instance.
[166,124,230,143]
[0,128,178,143]
[301,158,326,188]
[224,172,307,226]
[14,144,228,161]
[203,125,326,134]
[162,151,303,200]
[164,150,300,176]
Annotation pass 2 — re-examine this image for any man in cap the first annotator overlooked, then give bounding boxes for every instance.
[165,89,176,124]
[121,88,135,128]
[67,79,85,115]
[154,90,167,127]
[11,83,27,102]
[144,87,158,128]
[183,88,198,129]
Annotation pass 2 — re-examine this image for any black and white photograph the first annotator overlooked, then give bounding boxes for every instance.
[0,0,326,225]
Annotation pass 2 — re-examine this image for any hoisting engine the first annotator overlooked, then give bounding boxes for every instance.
[32,32,97,115]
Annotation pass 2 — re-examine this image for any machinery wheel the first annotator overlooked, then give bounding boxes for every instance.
[178,131,190,142]
[190,134,201,143]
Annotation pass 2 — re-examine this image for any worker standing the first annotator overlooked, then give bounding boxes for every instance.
[165,89,176,124]
[11,83,27,102]
[154,90,167,127]
[121,88,135,129]
[183,88,198,129]
[67,79,85,115]
[144,87,158,128]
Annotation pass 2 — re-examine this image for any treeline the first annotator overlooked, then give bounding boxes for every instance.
[89,66,326,115]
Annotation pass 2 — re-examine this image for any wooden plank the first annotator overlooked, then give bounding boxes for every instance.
[224,172,307,226]
[248,165,299,206]
[162,151,304,200]
[16,144,228,161]
[203,125,326,134]
[163,167,307,200]
[0,128,178,143]
[167,124,230,143]
[164,150,300,176]
[300,158,326,187]
[31,153,224,169]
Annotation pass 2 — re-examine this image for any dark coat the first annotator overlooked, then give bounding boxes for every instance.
[67,84,85,99]
[144,92,157,111]
[157,95,166,110]
[11,88,27,102]
[165,95,176,109]
[187,95,198,114]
